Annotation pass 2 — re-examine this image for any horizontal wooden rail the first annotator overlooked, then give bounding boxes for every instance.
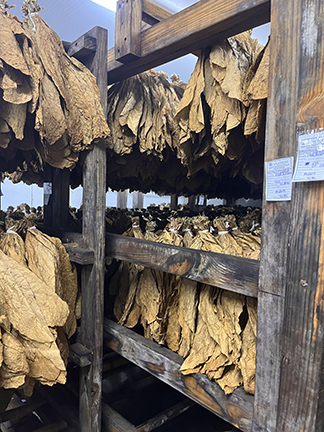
[106,233,259,298]
[108,0,270,83]
[104,319,253,432]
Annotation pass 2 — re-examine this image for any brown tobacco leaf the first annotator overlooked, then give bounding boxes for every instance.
[0,231,27,266]
[0,10,30,76]
[0,249,69,343]
[0,330,29,389]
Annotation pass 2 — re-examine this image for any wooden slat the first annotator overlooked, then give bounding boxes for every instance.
[0,400,46,423]
[104,319,253,432]
[102,403,138,432]
[115,0,142,62]
[64,245,94,265]
[107,0,270,83]
[253,0,324,431]
[136,399,195,432]
[78,26,107,432]
[69,343,93,367]
[142,0,172,25]
[67,34,97,59]
[105,233,259,298]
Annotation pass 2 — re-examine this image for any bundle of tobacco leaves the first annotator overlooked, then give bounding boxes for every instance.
[0,2,109,185]
[0,224,79,395]
[107,205,261,395]
[173,31,268,196]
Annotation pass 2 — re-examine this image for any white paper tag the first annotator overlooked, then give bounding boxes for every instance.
[43,182,52,194]
[266,157,294,201]
[293,131,324,182]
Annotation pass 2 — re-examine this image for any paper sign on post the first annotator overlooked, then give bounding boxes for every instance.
[293,131,324,182]
[266,157,294,201]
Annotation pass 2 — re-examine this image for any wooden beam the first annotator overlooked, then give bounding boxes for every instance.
[136,399,195,432]
[104,319,253,432]
[67,34,97,59]
[106,233,259,298]
[107,0,270,84]
[253,0,324,431]
[78,26,107,432]
[102,403,139,432]
[0,399,46,423]
[69,343,93,367]
[115,0,142,62]
[64,245,95,265]
[142,0,172,25]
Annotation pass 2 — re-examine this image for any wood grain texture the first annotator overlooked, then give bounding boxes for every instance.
[136,399,195,432]
[106,233,259,297]
[142,0,172,25]
[79,26,108,432]
[104,319,254,432]
[67,34,97,59]
[69,343,93,367]
[107,0,270,83]
[254,0,324,431]
[102,403,138,432]
[64,245,95,265]
[115,0,142,62]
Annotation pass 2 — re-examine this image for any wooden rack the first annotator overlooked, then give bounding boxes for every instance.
[41,0,324,431]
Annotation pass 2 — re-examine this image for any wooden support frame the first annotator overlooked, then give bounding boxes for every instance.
[104,319,254,432]
[42,0,324,430]
[108,0,270,84]
[105,233,259,298]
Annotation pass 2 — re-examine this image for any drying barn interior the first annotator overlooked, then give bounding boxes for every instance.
[0,0,323,431]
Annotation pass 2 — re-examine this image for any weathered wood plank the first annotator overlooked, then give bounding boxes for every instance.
[64,245,94,265]
[105,233,259,298]
[78,26,107,432]
[107,0,270,83]
[69,343,93,367]
[43,168,70,230]
[115,0,142,62]
[104,319,254,432]
[142,0,172,25]
[253,0,324,431]
[0,399,46,423]
[102,403,138,432]
[67,34,97,59]
[136,399,195,432]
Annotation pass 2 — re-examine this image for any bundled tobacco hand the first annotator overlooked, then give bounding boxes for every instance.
[0,225,80,396]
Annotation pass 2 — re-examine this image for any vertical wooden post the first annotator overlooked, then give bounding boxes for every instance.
[170,194,178,210]
[117,190,128,209]
[253,1,324,431]
[79,26,107,432]
[132,191,143,209]
[43,165,70,230]
[115,0,142,62]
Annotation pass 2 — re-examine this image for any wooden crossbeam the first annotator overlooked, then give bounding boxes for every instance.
[104,319,253,432]
[105,233,260,298]
[108,0,270,84]
[142,0,172,25]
